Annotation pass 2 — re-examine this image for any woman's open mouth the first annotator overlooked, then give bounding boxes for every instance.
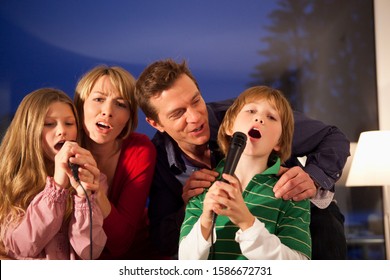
[96,121,112,130]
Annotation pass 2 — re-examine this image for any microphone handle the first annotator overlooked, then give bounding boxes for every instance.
[68,161,80,182]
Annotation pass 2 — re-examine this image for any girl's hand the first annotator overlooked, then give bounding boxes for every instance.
[54,141,80,188]
[67,145,100,197]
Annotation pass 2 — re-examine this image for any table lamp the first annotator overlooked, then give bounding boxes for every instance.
[346,130,390,259]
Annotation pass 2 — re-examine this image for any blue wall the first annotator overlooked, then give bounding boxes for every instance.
[0,0,276,137]
[1,0,378,140]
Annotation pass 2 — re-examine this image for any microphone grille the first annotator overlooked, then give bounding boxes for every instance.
[231,131,247,148]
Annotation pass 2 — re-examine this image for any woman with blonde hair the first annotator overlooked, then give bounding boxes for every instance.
[0,88,106,259]
[74,65,159,259]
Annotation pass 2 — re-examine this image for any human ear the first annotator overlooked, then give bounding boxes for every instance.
[273,139,281,152]
[146,117,164,133]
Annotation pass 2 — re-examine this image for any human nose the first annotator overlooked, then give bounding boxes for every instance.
[56,123,67,136]
[254,115,265,124]
[186,107,201,123]
[101,101,113,117]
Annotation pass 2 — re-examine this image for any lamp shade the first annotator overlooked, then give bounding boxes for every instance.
[346,130,390,186]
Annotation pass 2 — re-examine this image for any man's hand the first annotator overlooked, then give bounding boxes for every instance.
[182,168,219,204]
[273,166,317,201]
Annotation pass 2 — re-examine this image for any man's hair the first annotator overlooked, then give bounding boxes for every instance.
[135,58,199,123]
[218,86,294,163]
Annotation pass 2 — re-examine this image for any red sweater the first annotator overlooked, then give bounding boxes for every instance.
[98,132,157,259]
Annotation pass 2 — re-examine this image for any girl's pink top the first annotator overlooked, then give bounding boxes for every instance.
[3,177,107,260]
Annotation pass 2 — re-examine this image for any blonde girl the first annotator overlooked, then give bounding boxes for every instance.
[0,88,106,259]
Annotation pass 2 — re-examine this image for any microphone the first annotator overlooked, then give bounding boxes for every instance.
[210,131,247,258]
[68,160,80,182]
[212,131,247,221]
[220,131,247,183]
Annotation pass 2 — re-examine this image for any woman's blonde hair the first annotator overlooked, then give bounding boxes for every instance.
[74,65,137,145]
[218,86,294,163]
[0,88,79,255]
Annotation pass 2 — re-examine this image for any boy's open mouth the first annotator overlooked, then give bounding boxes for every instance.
[248,128,261,139]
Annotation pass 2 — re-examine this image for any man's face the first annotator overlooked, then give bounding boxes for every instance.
[147,74,210,152]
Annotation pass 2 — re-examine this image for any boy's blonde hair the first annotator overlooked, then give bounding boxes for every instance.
[218,86,294,163]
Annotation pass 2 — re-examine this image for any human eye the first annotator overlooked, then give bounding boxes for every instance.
[268,115,276,120]
[267,113,278,121]
[44,122,55,127]
[90,92,105,102]
[65,120,76,126]
[116,100,128,109]
[242,104,256,114]
[44,118,55,127]
[244,108,256,114]
[169,109,185,120]
[93,97,104,103]
[193,96,201,105]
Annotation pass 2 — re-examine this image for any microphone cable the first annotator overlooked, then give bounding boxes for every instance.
[70,162,93,260]
[210,211,217,259]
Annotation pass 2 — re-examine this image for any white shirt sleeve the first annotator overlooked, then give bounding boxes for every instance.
[179,218,308,260]
[178,219,215,260]
[310,188,334,209]
[236,218,308,260]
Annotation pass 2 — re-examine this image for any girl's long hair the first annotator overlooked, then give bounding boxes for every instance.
[0,88,79,256]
